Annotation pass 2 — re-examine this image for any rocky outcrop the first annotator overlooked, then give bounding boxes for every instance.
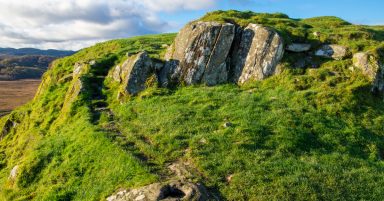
[106,180,209,201]
[107,161,213,201]
[110,51,154,96]
[62,63,88,110]
[161,21,285,86]
[353,52,384,94]
[315,44,349,60]
[231,24,284,84]
[162,21,235,86]
[286,43,311,52]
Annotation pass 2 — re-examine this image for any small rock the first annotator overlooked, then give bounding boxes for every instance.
[199,138,207,144]
[106,181,209,201]
[9,165,18,180]
[315,44,349,60]
[226,174,234,183]
[73,63,85,77]
[313,31,321,37]
[286,43,311,52]
[223,122,233,128]
[353,51,384,94]
[89,60,96,66]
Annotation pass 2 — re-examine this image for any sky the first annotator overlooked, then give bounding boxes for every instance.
[0,0,382,50]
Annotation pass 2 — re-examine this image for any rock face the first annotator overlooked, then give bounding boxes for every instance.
[62,63,88,110]
[111,51,153,96]
[353,52,384,94]
[231,24,284,84]
[162,21,235,86]
[286,43,311,52]
[315,44,349,60]
[106,180,209,201]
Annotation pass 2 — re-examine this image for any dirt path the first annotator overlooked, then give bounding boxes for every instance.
[0,79,41,116]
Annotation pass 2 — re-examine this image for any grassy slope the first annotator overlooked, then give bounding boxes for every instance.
[1,10,384,200]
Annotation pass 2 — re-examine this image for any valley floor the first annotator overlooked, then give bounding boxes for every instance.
[0,79,40,116]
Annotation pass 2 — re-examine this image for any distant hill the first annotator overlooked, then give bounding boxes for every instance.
[0,47,75,57]
[0,48,76,80]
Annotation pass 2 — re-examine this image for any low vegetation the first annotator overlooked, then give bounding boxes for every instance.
[0,11,383,200]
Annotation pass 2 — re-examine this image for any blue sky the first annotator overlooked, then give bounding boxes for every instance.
[0,0,382,50]
[161,0,384,31]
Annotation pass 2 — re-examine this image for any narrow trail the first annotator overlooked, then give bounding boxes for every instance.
[85,60,222,200]
[85,61,163,174]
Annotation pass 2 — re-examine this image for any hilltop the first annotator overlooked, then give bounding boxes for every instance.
[0,10,384,200]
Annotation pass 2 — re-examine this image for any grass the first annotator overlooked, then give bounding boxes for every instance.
[200,10,384,52]
[0,10,384,200]
[106,67,384,200]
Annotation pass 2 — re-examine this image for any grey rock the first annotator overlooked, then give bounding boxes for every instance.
[106,180,209,201]
[8,165,18,180]
[286,43,311,52]
[61,62,90,110]
[73,62,86,77]
[166,21,235,86]
[353,52,384,94]
[231,24,284,84]
[313,32,321,38]
[112,51,154,96]
[315,44,349,60]
[158,60,179,87]
[223,122,233,128]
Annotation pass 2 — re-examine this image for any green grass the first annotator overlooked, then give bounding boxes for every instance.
[0,34,175,200]
[106,66,384,200]
[0,10,384,200]
[199,10,384,52]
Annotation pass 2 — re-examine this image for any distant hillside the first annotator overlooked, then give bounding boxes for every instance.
[0,48,75,80]
[0,48,75,57]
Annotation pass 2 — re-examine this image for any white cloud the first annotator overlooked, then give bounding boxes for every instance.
[0,0,216,50]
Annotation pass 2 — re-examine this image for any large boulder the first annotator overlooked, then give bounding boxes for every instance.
[353,52,384,94]
[315,44,349,60]
[162,21,235,86]
[231,24,284,84]
[110,51,153,96]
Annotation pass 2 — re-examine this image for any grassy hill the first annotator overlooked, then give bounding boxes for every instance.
[0,11,384,200]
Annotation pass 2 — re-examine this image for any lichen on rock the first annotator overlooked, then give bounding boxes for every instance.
[353,51,384,94]
[163,21,235,86]
[231,24,284,84]
[110,51,154,97]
